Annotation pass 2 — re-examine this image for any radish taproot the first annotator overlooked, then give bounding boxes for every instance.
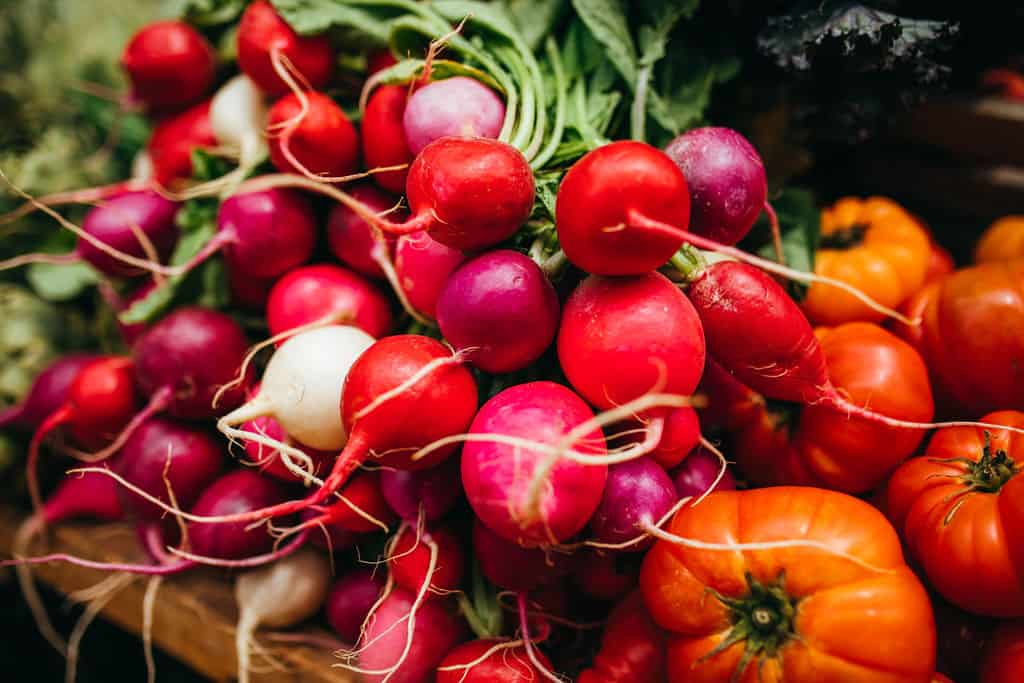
[267,91,359,180]
[402,77,505,155]
[326,569,386,643]
[237,0,333,97]
[234,546,332,683]
[121,20,215,112]
[437,250,559,373]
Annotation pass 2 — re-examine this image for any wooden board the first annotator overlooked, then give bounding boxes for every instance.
[0,505,353,683]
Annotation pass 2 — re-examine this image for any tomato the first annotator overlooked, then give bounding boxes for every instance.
[980,621,1024,683]
[893,261,1024,417]
[578,591,667,683]
[925,240,955,284]
[887,412,1024,617]
[804,196,932,325]
[639,487,935,683]
[706,323,933,494]
[976,216,1024,264]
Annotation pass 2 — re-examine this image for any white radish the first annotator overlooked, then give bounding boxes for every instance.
[234,547,332,683]
[211,74,269,168]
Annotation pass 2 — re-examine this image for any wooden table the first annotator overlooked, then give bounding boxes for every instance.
[0,505,353,683]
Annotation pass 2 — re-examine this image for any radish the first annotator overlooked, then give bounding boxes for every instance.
[353,589,467,683]
[266,264,393,341]
[242,414,333,483]
[294,470,397,539]
[326,569,386,643]
[577,591,666,683]
[188,470,295,559]
[649,407,701,471]
[327,185,403,280]
[573,550,637,602]
[590,457,678,551]
[297,506,356,552]
[14,468,124,654]
[0,191,179,277]
[388,524,465,595]
[234,546,332,683]
[26,357,138,513]
[361,85,413,194]
[218,325,374,456]
[472,519,574,593]
[100,280,157,345]
[380,457,462,523]
[402,77,505,155]
[394,231,466,321]
[227,266,275,310]
[210,74,269,175]
[267,91,360,180]
[462,381,608,547]
[121,21,215,112]
[664,127,782,259]
[237,0,334,97]
[172,188,317,281]
[0,354,97,432]
[671,445,736,500]
[436,250,560,373]
[148,99,217,187]
[436,638,554,683]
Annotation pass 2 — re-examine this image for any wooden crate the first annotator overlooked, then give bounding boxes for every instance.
[0,505,353,683]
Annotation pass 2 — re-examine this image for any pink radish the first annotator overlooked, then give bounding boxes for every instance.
[388,525,465,595]
[649,407,701,470]
[462,381,608,547]
[436,639,555,683]
[148,99,217,187]
[242,414,333,483]
[671,445,736,499]
[237,0,333,97]
[436,250,560,373]
[402,77,505,155]
[0,354,97,432]
[266,264,393,341]
[393,231,466,321]
[268,91,359,179]
[472,519,574,593]
[0,191,179,277]
[121,21,215,112]
[327,184,402,280]
[326,569,386,643]
[590,456,678,550]
[234,546,331,683]
[361,85,413,194]
[380,457,462,523]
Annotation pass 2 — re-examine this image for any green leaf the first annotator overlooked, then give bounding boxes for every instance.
[507,0,568,52]
[270,0,402,44]
[754,187,820,300]
[637,2,696,66]
[570,0,636,84]
[173,0,247,26]
[26,261,99,302]
[190,148,233,183]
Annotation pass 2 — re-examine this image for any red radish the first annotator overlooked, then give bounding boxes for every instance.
[394,231,466,320]
[134,307,251,419]
[0,354,97,432]
[388,525,465,595]
[0,191,179,277]
[297,470,397,536]
[649,407,700,470]
[26,357,138,511]
[577,591,666,683]
[436,639,554,683]
[380,457,462,523]
[121,21,215,111]
[237,0,333,97]
[209,335,477,525]
[147,99,217,187]
[354,589,467,683]
[219,325,374,454]
[573,550,637,601]
[590,457,678,550]
[327,185,403,280]
[326,569,386,643]
[210,75,269,175]
[266,264,393,341]
[267,91,359,179]
[402,77,505,155]
[113,416,225,521]
[242,414,333,483]
[670,445,736,500]
[188,470,295,559]
[462,381,608,547]
[298,506,356,551]
[663,127,775,249]
[472,519,574,592]
[234,546,331,683]
[557,272,705,427]
[14,468,124,654]
[437,250,560,373]
[368,50,397,75]
[361,85,413,193]
[173,188,317,281]
[227,266,275,310]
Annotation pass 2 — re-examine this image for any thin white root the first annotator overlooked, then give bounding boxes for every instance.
[65,573,133,683]
[14,516,67,655]
[236,609,257,683]
[142,576,162,683]
[695,437,730,506]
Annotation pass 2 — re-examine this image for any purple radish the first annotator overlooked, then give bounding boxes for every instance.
[436,250,560,373]
[0,354,98,431]
[380,457,462,523]
[589,456,677,551]
[327,184,402,280]
[394,231,466,321]
[188,469,294,559]
[671,445,736,500]
[472,519,574,592]
[402,77,505,155]
[326,569,386,643]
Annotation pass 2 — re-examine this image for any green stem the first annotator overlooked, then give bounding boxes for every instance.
[531,38,568,170]
[630,63,652,141]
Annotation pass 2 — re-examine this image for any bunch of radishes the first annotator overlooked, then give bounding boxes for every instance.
[6,3,1024,683]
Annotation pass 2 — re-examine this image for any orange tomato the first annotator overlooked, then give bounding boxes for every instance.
[980,621,1024,683]
[975,216,1024,264]
[639,487,936,683]
[804,196,931,325]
